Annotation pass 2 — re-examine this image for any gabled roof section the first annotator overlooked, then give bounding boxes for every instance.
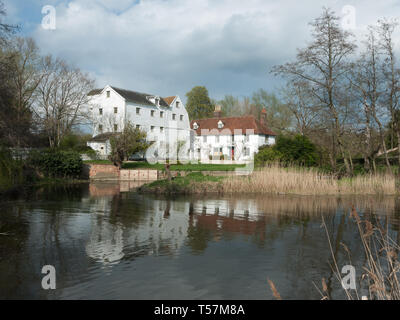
[88,89,102,96]
[163,96,177,105]
[87,86,170,107]
[190,116,276,136]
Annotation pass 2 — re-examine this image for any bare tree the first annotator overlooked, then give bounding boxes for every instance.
[1,37,43,147]
[282,80,321,136]
[272,8,356,175]
[377,19,400,166]
[0,1,17,44]
[34,55,95,148]
[350,27,391,172]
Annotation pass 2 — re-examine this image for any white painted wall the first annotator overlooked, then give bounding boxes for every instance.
[87,141,111,157]
[87,86,191,158]
[193,133,275,161]
[90,86,126,136]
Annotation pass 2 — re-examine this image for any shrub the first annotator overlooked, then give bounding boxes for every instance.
[83,148,100,160]
[29,149,83,179]
[0,147,24,192]
[254,146,282,167]
[274,134,319,166]
[59,134,93,151]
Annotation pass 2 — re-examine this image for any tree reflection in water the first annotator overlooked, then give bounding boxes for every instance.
[1,182,400,299]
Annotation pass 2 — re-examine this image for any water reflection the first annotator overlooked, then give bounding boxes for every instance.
[1,182,400,299]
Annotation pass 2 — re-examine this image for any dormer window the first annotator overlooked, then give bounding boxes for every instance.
[217,120,224,129]
[193,122,199,130]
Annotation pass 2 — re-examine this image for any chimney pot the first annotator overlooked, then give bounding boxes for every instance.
[261,108,267,126]
[214,105,222,118]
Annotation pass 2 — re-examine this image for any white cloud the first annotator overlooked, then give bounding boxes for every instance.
[28,0,400,100]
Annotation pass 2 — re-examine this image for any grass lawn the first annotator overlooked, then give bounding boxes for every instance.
[83,159,113,165]
[138,172,225,194]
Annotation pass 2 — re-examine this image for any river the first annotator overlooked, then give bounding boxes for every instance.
[1,182,399,299]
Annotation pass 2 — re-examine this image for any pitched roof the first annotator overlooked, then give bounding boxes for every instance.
[88,86,169,107]
[87,132,117,142]
[190,115,276,136]
[88,89,102,96]
[163,96,176,105]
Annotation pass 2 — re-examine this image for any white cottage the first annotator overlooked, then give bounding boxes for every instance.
[190,107,276,162]
[87,85,191,159]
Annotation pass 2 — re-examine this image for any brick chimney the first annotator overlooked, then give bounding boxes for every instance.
[261,108,267,126]
[214,105,222,118]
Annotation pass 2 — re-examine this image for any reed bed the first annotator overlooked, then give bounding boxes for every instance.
[320,207,400,300]
[222,165,396,195]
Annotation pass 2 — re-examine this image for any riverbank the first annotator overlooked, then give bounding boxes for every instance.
[138,167,397,195]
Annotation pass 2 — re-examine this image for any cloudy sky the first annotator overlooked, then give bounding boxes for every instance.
[2,0,400,102]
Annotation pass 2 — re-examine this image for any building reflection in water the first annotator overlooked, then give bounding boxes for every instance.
[84,182,400,267]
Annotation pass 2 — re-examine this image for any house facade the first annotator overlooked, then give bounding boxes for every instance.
[87,85,191,158]
[190,107,276,162]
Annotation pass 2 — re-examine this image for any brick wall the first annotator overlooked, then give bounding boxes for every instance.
[89,164,120,180]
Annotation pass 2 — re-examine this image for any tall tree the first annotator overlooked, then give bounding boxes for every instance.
[351,27,390,172]
[272,8,356,174]
[0,1,19,146]
[0,1,16,43]
[185,86,214,120]
[218,95,242,117]
[251,89,292,133]
[34,55,94,148]
[282,80,321,136]
[377,19,400,166]
[1,37,42,147]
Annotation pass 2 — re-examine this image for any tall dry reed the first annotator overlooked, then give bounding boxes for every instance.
[320,207,400,300]
[222,165,396,195]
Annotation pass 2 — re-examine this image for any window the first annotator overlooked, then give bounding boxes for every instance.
[136,107,140,115]
[155,97,160,106]
[160,127,164,132]
[114,107,118,114]
[99,108,103,115]
[203,136,207,143]
[245,147,250,156]
[151,110,155,117]
[136,124,140,129]
[114,124,118,132]
[176,101,180,108]
[151,126,155,132]
[160,111,164,118]
[245,134,249,142]
[172,113,176,120]
[106,90,110,98]
[216,136,220,143]
[217,120,224,129]
[180,115,183,121]
[98,124,103,132]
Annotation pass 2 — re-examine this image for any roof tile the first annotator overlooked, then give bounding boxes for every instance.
[190,116,276,136]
